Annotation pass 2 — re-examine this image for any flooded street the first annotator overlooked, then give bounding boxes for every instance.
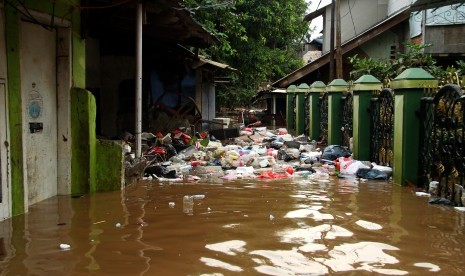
[1,177,464,275]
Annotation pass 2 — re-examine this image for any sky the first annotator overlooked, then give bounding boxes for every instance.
[306,0,332,39]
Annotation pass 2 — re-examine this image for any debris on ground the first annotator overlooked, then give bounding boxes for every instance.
[120,125,393,184]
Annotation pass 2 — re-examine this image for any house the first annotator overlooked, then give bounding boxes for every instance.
[302,37,323,64]
[0,0,225,220]
[273,0,465,87]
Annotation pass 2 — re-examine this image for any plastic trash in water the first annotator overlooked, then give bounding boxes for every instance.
[269,214,275,221]
[169,202,175,208]
[59,243,71,250]
[183,195,194,215]
[191,195,205,200]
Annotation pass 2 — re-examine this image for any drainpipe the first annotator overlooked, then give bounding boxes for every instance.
[135,1,143,158]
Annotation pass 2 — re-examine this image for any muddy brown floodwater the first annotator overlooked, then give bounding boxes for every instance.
[0,177,465,275]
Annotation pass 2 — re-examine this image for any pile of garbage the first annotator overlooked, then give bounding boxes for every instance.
[122,126,392,183]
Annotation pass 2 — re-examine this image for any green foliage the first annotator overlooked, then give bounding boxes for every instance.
[348,43,447,82]
[182,0,308,109]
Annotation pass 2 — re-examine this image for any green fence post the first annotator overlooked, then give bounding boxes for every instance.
[308,81,326,140]
[353,75,382,160]
[391,68,438,186]
[295,83,310,135]
[327,79,349,145]
[286,85,296,132]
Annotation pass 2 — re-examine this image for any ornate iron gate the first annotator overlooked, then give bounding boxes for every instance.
[369,88,394,167]
[319,92,328,145]
[418,84,464,204]
[341,92,353,150]
[292,93,297,133]
[304,92,310,137]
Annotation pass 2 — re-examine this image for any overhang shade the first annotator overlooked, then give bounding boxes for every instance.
[303,3,331,22]
[85,0,217,48]
[191,55,238,72]
[273,9,410,87]
[409,0,465,11]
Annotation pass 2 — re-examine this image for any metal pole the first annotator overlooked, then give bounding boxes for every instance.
[335,0,343,79]
[135,2,143,158]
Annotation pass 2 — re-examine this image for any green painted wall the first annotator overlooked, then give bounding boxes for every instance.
[393,91,423,186]
[71,88,96,195]
[353,92,372,160]
[71,88,93,194]
[95,140,124,192]
[393,95,404,186]
[71,90,123,193]
[5,6,24,216]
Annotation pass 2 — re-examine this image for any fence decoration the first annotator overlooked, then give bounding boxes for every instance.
[369,88,394,167]
[418,84,464,205]
[341,91,353,150]
[304,92,310,137]
[319,92,329,145]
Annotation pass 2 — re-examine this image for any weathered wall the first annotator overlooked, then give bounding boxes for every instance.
[4,6,24,215]
[95,140,124,192]
[5,0,83,215]
[71,88,96,195]
[360,29,400,60]
[323,0,389,53]
[424,25,465,54]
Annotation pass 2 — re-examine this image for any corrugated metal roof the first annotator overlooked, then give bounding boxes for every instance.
[192,55,238,71]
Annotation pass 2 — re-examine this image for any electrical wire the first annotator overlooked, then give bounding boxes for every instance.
[348,0,357,35]
[5,0,53,30]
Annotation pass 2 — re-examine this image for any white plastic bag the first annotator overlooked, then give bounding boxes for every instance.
[338,157,370,175]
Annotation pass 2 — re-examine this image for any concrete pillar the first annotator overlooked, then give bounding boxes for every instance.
[327,79,349,145]
[391,68,437,186]
[271,95,277,126]
[295,83,310,135]
[308,81,326,140]
[286,85,296,132]
[352,75,382,160]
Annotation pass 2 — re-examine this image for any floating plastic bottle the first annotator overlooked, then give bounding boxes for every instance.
[183,195,194,215]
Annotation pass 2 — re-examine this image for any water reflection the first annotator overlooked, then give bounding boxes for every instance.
[0,178,464,274]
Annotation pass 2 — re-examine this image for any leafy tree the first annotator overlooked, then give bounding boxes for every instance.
[182,0,309,109]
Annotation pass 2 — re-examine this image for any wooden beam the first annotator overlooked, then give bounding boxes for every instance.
[274,11,410,87]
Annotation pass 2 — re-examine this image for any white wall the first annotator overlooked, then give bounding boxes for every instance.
[425,5,465,26]
[387,0,413,16]
[360,30,399,60]
[323,0,390,52]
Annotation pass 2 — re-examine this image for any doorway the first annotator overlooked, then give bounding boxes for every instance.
[20,21,58,206]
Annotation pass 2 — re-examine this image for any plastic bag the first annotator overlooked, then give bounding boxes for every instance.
[321,145,351,161]
[356,168,389,180]
[337,157,370,175]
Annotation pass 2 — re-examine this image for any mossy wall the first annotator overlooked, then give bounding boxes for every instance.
[95,140,124,192]
[5,6,24,216]
[71,88,96,195]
